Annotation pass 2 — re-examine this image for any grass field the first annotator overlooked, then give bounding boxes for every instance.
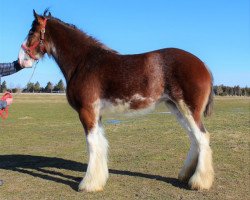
[0,94,249,200]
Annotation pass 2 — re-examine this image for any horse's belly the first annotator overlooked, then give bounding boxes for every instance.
[99,94,160,116]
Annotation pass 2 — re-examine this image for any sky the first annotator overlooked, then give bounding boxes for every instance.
[0,0,249,88]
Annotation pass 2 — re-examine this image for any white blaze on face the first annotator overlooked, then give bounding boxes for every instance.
[18,40,36,68]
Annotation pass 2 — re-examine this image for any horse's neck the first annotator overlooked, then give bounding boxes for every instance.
[47,20,97,82]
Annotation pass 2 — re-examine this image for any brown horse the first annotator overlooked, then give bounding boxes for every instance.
[18,10,214,192]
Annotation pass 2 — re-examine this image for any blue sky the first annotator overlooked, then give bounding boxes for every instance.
[0,0,249,88]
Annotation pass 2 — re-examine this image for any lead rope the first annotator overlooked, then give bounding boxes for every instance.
[27,61,39,85]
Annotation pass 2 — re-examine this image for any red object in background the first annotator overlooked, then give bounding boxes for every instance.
[0,92,13,119]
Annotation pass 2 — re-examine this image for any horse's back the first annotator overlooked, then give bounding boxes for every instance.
[119,47,212,101]
[120,47,212,88]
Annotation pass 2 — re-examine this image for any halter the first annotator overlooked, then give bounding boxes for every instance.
[21,18,48,60]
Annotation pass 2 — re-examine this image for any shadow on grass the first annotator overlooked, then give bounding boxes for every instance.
[0,154,189,191]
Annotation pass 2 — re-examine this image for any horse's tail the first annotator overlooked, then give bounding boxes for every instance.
[204,73,214,117]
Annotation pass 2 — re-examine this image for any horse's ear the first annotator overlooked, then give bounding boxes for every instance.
[33,9,45,24]
[33,9,39,21]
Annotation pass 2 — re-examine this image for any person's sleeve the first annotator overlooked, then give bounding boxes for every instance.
[13,60,23,72]
[0,61,22,77]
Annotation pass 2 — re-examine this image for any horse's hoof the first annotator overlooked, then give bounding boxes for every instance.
[78,181,104,192]
[188,171,214,190]
[78,186,103,192]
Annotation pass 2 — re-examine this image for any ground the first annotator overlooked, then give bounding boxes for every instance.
[0,94,249,200]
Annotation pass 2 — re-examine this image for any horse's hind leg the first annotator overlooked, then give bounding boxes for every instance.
[176,100,214,190]
[166,101,199,182]
[78,103,109,192]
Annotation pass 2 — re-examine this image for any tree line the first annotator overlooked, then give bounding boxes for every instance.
[0,81,249,96]
[213,85,250,96]
[0,79,66,93]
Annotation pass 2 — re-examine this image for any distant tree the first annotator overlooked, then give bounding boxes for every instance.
[12,87,22,93]
[40,87,45,93]
[45,82,53,93]
[228,87,234,96]
[1,81,7,92]
[224,86,230,96]
[221,85,226,96]
[234,86,242,96]
[34,81,41,92]
[241,87,246,96]
[213,85,218,95]
[216,85,223,96]
[26,82,35,93]
[246,87,250,96]
[54,79,65,92]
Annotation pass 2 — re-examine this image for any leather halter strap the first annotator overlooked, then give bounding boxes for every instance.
[21,18,48,60]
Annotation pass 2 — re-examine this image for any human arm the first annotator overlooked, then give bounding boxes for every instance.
[0,60,23,77]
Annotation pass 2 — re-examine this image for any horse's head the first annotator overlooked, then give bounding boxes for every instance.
[18,10,51,68]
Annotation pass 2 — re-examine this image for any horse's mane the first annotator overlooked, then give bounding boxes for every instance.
[42,9,118,53]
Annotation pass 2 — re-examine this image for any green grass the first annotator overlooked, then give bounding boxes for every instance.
[0,94,249,200]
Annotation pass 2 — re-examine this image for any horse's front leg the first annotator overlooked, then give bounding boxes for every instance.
[78,106,109,192]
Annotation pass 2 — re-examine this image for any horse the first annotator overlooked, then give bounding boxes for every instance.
[18,10,214,192]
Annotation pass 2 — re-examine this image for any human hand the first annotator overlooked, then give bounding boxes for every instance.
[6,98,13,106]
